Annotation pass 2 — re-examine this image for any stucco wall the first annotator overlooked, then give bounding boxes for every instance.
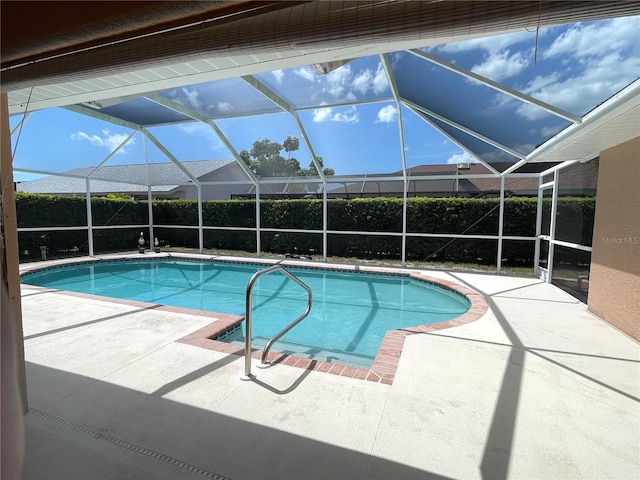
[588,137,640,340]
[182,163,250,200]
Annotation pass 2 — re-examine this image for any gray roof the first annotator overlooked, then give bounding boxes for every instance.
[17,160,235,195]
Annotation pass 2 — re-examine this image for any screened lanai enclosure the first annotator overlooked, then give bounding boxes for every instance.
[7,4,640,304]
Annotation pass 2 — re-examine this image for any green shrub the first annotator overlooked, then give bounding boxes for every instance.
[15,193,595,265]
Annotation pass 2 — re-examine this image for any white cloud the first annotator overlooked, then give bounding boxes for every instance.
[312,108,331,122]
[446,151,478,164]
[70,129,133,154]
[471,49,530,81]
[351,63,390,96]
[372,63,389,94]
[178,123,226,152]
[180,87,201,110]
[217,102,234,114]
[495,17,640,120]
[312,106,359,123]
[323,65,353,98]
[518,52,640,119]
[543,16,640,60]
[309,62,391,102]
[178,123,207,135]
[353,69,372,95]
[375,105,397,123]
[271,70,284,84]
[294,67,316,82]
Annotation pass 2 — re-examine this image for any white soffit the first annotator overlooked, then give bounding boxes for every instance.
[527,80,640,164]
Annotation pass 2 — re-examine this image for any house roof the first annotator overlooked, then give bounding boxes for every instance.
[326,162,598,197]
[17,160,235,195]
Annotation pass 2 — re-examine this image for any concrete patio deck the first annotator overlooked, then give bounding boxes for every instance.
[17,257,639,479]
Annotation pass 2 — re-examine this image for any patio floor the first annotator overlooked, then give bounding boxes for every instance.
[18,256,639,480]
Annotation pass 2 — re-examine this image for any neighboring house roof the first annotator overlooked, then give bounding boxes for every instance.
[327,162,598,198]
[17,160,236,195]
[18,159,598,198]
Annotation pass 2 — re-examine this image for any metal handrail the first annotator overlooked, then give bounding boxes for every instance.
[241,264,313,380]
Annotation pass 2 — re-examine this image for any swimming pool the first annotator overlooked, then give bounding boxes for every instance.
[21,258,471,368]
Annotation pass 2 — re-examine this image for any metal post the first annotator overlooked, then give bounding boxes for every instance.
[255,183,261,257]
[85,178,94,256]
[144,134,154,246]
[241,265,313,380]
[547,170,560,283]
[533,176,544,275]
[401,177,408,268]
[197,184,204,253]
[496,175,505,273]
[322,184,328,262]
[147,186,154,248]
[242,279,255,380]
[381,52,408,267]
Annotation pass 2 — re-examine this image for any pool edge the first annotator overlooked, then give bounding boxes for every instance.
[20,254,490,385]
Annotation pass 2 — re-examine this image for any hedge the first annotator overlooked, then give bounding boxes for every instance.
[15,192,595,265]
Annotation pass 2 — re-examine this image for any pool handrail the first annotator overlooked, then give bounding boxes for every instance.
[241,264,313,380]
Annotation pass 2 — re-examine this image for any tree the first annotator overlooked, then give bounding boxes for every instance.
[300,157,335,177]
[239,136,334,178]
[283,136,299,158]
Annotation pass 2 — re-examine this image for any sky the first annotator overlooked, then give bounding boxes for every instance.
[9,15,640,182]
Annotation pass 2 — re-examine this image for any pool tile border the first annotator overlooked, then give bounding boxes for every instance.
[174,271,488,385]
[20,254,489,385]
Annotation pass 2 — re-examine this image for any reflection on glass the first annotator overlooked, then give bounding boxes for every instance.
[424,115,522,170]
[551,246,591,303]
[391,52,570,158]
[160,77,282,118]
[99,98,192,125]
[555,161,598,247]
[538,239,549,270]
[501,240,535,274]
[541,189,553,236]
[425,16,640,117]
[254,55,392,108]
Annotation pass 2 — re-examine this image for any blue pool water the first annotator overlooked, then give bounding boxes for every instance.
[22,259,469,367]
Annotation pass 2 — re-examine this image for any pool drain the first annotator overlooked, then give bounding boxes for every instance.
[29,408,232,480]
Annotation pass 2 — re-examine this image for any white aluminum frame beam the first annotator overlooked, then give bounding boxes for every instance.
[240,75,327,184]
[85,178,94,256]
[539,160,580,177]
[526,78,640,164]
[140,126,204,252]
[382,53,409,267]
[241,74,330,259]
[546,170,560,283]
[144,93,258,186]
[497,176,505,273]
[87,130,139,179]
[63,104,141,131]
[409,49,582,125]
[405,99,526,160]
[404,102,502,176]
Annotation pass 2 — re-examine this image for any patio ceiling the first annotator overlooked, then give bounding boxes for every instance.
[3,1,640,177]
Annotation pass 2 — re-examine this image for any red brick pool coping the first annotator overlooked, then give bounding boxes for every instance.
[20,255,489,385]
[175,273,488,385]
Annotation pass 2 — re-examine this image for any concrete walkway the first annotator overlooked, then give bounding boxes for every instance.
[18,260,639,480]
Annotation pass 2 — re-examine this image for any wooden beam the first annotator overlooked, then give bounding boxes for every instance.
[1,92,28,413]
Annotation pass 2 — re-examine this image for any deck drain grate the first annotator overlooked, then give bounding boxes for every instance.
[29,408,232,480]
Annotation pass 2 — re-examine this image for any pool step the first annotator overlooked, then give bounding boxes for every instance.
[230,336,374,369]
